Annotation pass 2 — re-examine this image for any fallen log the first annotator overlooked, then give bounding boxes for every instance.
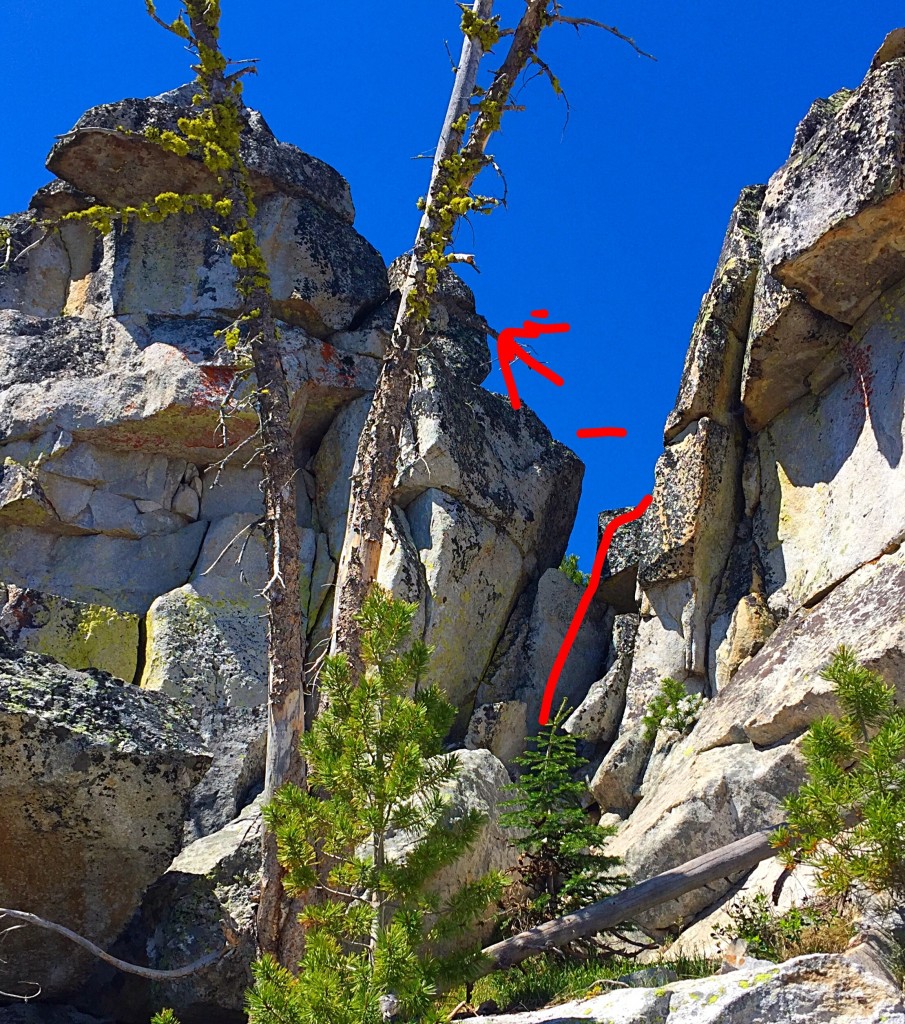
[477,823,781,975]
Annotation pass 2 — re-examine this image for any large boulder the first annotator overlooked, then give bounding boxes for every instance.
[695,544,905,753]
[751,279,905,615]
[385,748,520,945]
[397,358,583,575]
[475,568,611,750]
[46,86,355,221]
[475,955,905,1024]
[0,638,209,1001]
[607,737,805,930]
[404,488,524,725]
[740,268,849,432]
[77,799,262,1024]
[760,54,905,325]
[0,585,139,682]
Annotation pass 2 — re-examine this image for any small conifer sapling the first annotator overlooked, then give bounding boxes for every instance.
[247,586,504,1024]
[772,645,905,906]
[499,703,629,934]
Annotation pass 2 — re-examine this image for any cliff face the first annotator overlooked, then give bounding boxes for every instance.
[0,84,594,1013]
[4,28,905,1023]
[577,30,905,943]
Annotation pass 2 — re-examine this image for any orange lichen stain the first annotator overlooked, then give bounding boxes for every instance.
[195,364,237,404]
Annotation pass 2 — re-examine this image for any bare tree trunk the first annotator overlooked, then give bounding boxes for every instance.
[476,826,782,976]
[332,0,555,667]
[178,3,307,961]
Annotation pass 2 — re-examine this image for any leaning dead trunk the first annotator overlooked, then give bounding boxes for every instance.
[332,0,554,668]
[475,825,782,976]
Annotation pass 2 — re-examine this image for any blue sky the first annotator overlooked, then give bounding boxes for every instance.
[2,2,903,568]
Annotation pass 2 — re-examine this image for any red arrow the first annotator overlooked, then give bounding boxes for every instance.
[539,494,653,726]
[497,310,567,410]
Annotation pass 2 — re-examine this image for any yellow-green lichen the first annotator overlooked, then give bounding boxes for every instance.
[28,599,139,682]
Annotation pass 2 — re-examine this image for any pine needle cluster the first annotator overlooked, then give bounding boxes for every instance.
[246,586,504,1024]
[772,645,905,905]
[499,704,629,932]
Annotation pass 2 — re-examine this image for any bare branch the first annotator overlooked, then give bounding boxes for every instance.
[225,65,259,84]
[553,16,656,61]
[146,6,194,41]
[0,908,225,981]
[447,253,481,272]
[530,52,571,131]
[13,229,54,265]
[198,518,263,577]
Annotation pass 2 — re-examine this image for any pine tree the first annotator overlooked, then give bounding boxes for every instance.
[247,586,505,1024]
[772,645,905,905]
[499,703,629,932]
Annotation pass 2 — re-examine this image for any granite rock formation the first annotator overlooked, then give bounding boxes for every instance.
[574,28,905,947]
[0,84,596,1015]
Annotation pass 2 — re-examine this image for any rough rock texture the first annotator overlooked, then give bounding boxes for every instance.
[47,86,356,220]
[752,281,905,614]
[596,508,642,612]
[760,57,905,325]
[77,799,262,1024]
[694,545,905,752]
[0,1011,113,1024]
[0,585,139,681]
[474,568,611,750]
[477,955,904,1024]
[579,36,905,964]
[385,749,520,944]
[664,185,764,442]
[565,612,639,746]
[397,358,583,575]
[741,269,849,432]
[0,637,208,1000]
[0,84,603,1020]
[12,35,905,1020]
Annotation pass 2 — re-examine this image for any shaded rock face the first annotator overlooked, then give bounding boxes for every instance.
[583,29,905,952]
[475,568,611,757]
[0,637,208,1001]
[78,798,263,1024]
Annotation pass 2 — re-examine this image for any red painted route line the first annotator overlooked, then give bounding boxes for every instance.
[576,427,628,439]
[538,493,653,726]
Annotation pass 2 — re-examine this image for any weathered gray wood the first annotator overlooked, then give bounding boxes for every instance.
[478,825,782,974]
[0,907,223,980]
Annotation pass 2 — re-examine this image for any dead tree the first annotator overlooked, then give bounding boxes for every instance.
[332,0,652,668]
[476,825,781,975]
[144,1,306,957]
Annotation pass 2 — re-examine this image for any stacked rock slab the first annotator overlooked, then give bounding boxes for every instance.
[580,30,905,939]
[0,84,594,837]
[0,84,606,1015]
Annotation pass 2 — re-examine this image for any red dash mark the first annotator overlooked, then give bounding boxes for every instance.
[497,312,568,411]
[538,494,653,726]
[576,427,628,439]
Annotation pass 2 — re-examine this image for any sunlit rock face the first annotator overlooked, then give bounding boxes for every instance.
[585,33,905,955]
[0,82,600,1013]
